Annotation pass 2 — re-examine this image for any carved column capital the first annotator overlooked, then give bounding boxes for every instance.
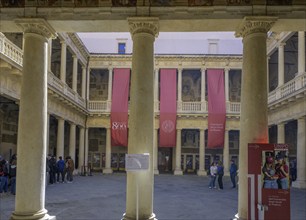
[128,17,159,38]
[235,16,277,38]
[15,18,57,40]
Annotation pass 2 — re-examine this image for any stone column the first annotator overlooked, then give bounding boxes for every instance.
[278,43,285,87]
[103,128,113,174]
[177,68,182,111]
[72,55,78,92]
[224,68,230,102]
[223,129,230,176]
[81,66,86,99]
[201,68,206,111]
[78,127,85,174]
[48,39,52,72]
[12,18,56,220]
[277,122,285,143]
[56,117,65,159]
[154,68,159,112]
[293,117,306,188]
[174,129,183,175]
[60,41,66,83]
[107,67,113,101]
[154,128,159,175]
[197,129,206,176]
[86,67,90,100]
[123,17,159,220]
[298,31,305,75]
[84,128,89,167]
[69,123,76,164]
[235,17,276,220]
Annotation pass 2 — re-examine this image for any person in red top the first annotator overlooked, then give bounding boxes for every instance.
[275,154,289,189]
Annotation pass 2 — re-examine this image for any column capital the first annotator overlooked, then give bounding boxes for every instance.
[15,18,57,40]
[235,17,277,38]
[108,67,113,71]
[278,42,286,47]
[72,54,78,59]
[128,17,159,38]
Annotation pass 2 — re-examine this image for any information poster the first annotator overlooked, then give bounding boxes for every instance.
[248,143,290,220]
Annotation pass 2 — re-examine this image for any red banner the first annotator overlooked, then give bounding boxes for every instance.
[207,69,226,148]
[111,68,130,147]
[159,69,177,147]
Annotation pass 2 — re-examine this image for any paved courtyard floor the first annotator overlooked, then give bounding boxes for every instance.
[1,173,305,220]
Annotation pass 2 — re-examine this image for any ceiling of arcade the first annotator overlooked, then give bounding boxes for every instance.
[0,1,305,33]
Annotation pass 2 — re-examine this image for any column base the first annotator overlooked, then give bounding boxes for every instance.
[232,213,246,220]
[103,168,113,174]
[224,171,230,176]
[174,169,183,175]
[122,213,156,220]
[154,169,159,175]
[292,180,306,188]
[197,170,207,176]
[11,210,56,220]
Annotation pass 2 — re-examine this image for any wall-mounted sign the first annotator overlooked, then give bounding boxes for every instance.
[125,153,150,172]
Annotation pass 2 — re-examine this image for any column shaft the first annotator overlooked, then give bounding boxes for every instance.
[56,118,65,159]
[277,122,285,143]
[84,128,89,167]
[174,129,183,175]
[178,68,182,102]
[72,55,78,92]
[223,129,230,176]
[69,123,76,164]
[235,17,276,220]
[78,127,85,174]
[197,129,206,176]
[278,43,285,86]
[48,39,52,72]
[107,67,113,101]
[298,31,305,75]
[60,41,66,82]
[225,68,230,102]
[12,19,56,220]
[103,128,113,174]
[124,17,158,220]
[81,66,86,99]
[154,128,159,174]
[47,113,50,155]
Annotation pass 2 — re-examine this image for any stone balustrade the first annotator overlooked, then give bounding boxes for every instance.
[0,33,23,66]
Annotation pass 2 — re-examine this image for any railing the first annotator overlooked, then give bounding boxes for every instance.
[268,73,306,104]
[88,100,109,112]
[0,33,23,66]
[48,71,86,107]
[227,102,240,114]
[180,101,202,113]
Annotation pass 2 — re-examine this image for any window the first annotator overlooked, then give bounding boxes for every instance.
[118,42,126,54]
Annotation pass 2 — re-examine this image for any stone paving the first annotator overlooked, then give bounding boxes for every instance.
[0,173,305,220]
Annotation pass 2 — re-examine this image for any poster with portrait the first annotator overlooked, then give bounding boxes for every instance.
[248,143,290,220]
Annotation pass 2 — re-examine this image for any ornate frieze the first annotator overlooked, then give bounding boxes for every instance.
[15,18,57,40]
[128,17,159,38]
[235,16,277,38]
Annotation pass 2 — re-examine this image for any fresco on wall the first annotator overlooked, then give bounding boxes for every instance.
[182,129,199,148]
[89,69,109,100]
[229,69,241,102]
[182,69,201,101]
[284,33,298,83]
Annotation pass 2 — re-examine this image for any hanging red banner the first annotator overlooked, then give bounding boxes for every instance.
[207,69,226,148]
[248,143,290,220]
[111,68,130,147]
[159,69,177,147]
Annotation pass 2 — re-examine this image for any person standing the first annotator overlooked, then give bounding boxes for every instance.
[0,156,9,196]
[230,160,238,188]
[56,156,65,183]
[209,162,218,189]
[217,161,224,190]
[66,156,74,183]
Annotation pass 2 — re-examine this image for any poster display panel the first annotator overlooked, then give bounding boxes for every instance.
[248,143,290,220]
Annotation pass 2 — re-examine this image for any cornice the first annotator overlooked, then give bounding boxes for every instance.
[128,17,159,38]
[235,16,278,38]
[15,18,57,40]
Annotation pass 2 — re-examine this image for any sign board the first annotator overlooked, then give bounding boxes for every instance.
[125,153,150,172]
[248,143,290,220]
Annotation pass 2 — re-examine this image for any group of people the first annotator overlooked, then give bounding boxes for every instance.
[46,155,75,185]
[262,153,289,189]
[209,159,238,190]
[0,154,17,196]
